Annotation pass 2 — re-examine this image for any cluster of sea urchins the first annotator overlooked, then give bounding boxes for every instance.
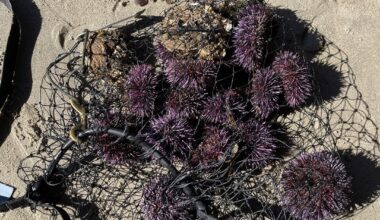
[233,3,313,118]
[92,0,316,181]
[85,1,350,219]
[280,152,351,220]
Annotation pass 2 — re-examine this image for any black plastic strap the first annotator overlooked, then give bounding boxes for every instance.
[1,128,217,219]
[50,205,71,220]
[0,197,29,212]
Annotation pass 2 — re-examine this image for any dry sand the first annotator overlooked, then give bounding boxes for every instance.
[0,0,379,219]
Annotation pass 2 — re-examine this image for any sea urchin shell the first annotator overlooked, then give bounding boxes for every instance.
[280,152,351,220]
[272,51,312,107]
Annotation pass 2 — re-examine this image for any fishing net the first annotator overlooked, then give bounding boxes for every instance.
[16,1,380,219]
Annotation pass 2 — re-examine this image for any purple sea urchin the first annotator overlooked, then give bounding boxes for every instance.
[95,135,139,165]
[272,51,312,107]
[166,89,207,118]
[141,176,194,220]
[165,59,217,91]
[201,90,247,126]
[280,152,351,220]
[191,126,232,167]
[250,67,282,119]
[91,111,125,129]
[154,40,175,63]
[233,3,273,71]
[238,120,277,169]
[124,64,158,118]
[150,110,194,159]
[92,112,139,165]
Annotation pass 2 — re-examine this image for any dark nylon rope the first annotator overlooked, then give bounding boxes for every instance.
[44,31,89,143]
[1,127,217,220]
[44,9,147,143]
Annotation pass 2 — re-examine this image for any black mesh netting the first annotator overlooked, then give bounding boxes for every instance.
[16,1,380,219]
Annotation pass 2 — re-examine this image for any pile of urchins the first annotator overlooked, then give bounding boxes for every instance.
[86,1,352,219]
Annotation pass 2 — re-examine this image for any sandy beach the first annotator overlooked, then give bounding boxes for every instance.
[1,0,379,219]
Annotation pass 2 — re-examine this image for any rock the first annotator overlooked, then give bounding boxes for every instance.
[88,29,130,84]
[158,1,232,60]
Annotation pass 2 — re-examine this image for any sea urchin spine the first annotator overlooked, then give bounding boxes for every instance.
[165,59,217,91]
[191,126,232,167]
[150,110,194,159]
[233,3,273,71]
[272,51,312,107]
[92,112,139,165]
[124,64,158,118]
[141,176,194,220]
[166,89,207,118]
[250,67,282,119]
[238,120,277,169]
[154,40,175,63]
[201,90,247,126]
